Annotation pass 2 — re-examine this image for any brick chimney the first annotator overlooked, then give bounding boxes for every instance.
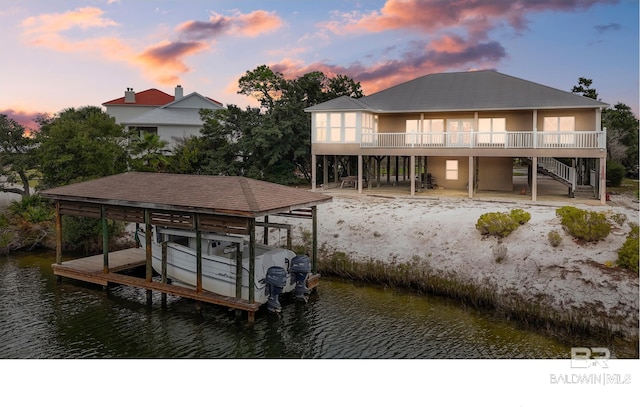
[124,87,135,103]
[175,85,183,100]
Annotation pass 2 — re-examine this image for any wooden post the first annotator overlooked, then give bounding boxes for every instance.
[196,215,203,293]
[161,240,167,307]
[357,155,363,194]
[531,156,538,201]
[101,205,109,274]
[311,154,317,191]
[55,201,62,265]
[235,242,242,300]
[249,218,256,303]
[468,156,474,198]
[410,155,415,196]
[263,215,269,245]
[312,205,318,275]
[144,209,152,305]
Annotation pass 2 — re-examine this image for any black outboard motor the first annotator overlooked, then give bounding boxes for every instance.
[290,255,311,301]
[265,266,287,313]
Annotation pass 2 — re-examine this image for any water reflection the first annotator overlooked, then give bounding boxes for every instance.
[1,252,571,359]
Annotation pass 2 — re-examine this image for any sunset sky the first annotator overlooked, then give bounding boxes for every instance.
[1,0,638,130]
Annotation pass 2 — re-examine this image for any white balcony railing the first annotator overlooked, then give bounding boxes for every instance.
[359,130,606,149]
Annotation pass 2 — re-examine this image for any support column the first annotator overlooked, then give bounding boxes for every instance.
[311,154,317,191]
[161,240,168,307]
[263,215,269,245]
[196,216,203,293]
[235,241,243,300]
[334,155,339,186]
[599,157,607,205]
[531,156,538,201]
[101,205,109,274]
[395,156,399,185]
[468,156,474,198]
[358,155,363,194]
[144,209,152,305]
[312,206,318,275]
[55,202,62,265]
[410,155,416,196]
[249,218,256,303]
[323,156,328,189]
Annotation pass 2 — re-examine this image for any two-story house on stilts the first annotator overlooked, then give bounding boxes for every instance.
[305,70,609,203]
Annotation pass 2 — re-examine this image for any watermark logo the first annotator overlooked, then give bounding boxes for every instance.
[570,347,610,369]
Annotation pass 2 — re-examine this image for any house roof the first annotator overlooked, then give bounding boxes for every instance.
[305,70,609,113]
[103,89,223,107]
[123,93,223,126]
[103,89,175,106]
[40,172,332,218]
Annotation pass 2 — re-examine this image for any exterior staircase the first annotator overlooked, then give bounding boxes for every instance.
[521,157,582,197]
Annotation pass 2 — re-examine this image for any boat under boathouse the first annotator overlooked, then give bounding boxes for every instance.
[40,172,332,322]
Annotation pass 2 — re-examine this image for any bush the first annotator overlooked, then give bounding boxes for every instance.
[548,230,563,247]
[476,209,531,238]
[606,162,625,187]
[610,213,627,226]
[510,208,531,225]
[555,206,611,242]
[617,224,639,272]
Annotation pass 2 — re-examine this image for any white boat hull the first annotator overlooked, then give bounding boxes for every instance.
[137,227,298,304]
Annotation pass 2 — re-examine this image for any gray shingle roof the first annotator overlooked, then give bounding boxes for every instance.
[40,173,331,217]
[306,70,608,113]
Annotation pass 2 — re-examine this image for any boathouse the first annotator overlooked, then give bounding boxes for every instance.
[40,172,332,322]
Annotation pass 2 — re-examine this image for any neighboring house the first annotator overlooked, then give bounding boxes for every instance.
[305,70,609,203]
[103,85,224,148]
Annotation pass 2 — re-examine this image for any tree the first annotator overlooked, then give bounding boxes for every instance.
[602,103,639,176]
[127,130,170,172]
[35,106,128,188]
[0,114,35,197]
[229,66,364,184]
[572,77,599,100]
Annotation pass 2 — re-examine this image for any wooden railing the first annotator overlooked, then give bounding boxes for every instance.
[359,130,606,149]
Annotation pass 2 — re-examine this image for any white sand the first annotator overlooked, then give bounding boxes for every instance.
[274,190,639,337]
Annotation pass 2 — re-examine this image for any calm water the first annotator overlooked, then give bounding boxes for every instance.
[0,251,572,358]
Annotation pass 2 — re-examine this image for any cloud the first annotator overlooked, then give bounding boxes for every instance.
[302,0,614,93]
[177,10,283,40]
[594,22,621,34]
[0,109,43,131]
[135,41,209,84]
[269,37,505,95]
[20,7,284,86]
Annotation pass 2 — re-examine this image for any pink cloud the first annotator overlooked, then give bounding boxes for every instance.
[0,109,44,132]
[177,10,283,40]
[135,41,209,85]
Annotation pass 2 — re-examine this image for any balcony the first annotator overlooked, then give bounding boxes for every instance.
[360,130,606,149]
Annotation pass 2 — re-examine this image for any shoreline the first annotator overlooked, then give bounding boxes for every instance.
[275,190,639,354]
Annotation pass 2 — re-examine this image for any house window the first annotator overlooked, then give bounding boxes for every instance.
[445,160,458,180]
[315,113,327,142]
[447,119,473,146]
[477,118,506,144]
[423,119,444,144]
[405,119,419,144]
[329,113,341,142]
[344,113,356,142]
[543,116,575,145]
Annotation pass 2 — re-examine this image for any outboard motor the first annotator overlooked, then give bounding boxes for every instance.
[290,255,311,302]
[265,266,287,313]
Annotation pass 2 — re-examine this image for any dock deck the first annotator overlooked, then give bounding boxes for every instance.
[52,248,320,322]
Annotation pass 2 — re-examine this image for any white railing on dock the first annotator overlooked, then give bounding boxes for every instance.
[360,130,606,149]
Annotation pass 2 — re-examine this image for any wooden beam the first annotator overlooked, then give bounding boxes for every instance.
[102,205,109,274]
[249,218,256,303]
[55,201,62,265]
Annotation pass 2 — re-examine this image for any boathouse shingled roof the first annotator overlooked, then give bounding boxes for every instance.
[40,173,331,217]
[305,70,609,113]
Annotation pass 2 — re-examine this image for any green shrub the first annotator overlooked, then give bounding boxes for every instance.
[555,206,611,242]
[617,224,639,272]
[510,208,531,225]
[606,162,626,187]
[548,230,563,247]
[611,213,627,226]
[476,209,531,238]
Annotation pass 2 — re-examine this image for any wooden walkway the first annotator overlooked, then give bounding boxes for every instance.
[52,248,320,322]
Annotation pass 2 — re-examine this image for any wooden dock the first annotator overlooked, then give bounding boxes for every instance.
[52,248,320,322]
